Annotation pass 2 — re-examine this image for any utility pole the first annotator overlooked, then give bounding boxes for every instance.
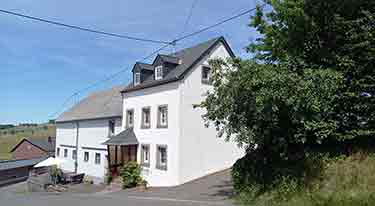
[74,94,79,173]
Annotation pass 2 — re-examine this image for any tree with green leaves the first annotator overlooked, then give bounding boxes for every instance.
[249,0,375,140]
[201,0,374,187]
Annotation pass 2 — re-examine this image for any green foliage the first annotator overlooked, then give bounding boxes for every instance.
[249,0,375,140]
[50,165,62,184]
[203,59,342,158]
[120,161,142,189]
[235,154,375,206]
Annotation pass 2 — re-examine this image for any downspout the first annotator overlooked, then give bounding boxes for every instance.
[75,121,79,173]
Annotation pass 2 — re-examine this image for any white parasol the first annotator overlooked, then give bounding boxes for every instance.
[33,157,66,168]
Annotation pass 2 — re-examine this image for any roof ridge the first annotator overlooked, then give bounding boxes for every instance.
[168,36,222,56]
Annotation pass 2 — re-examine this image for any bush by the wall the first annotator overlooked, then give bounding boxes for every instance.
[120,161,142,189]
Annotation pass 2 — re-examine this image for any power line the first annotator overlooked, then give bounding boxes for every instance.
[49,4,264,118]
[49,43,171,119]
[178,0,199,37]
[173,4,266,42]
[0,9,172,45]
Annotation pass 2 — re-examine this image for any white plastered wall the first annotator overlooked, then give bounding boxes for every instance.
[178,42,245,184]
[56,118,122,183]
[122,82,181,187]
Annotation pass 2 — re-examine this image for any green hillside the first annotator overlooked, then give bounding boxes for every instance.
[0,123,55,160]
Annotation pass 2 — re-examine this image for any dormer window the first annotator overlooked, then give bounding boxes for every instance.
[134,72,141,85]
[155,66,163,80]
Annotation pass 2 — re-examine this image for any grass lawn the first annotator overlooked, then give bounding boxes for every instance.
[0,124,55,160]
[235,153,375,206]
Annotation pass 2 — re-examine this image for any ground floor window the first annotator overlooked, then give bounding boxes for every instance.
[56,147,60,157]
[84,151,89,162]
[141,144,150,167]
[95,153,101,165]
[64,149,68,158]
[156,145,167,170]
[72,150,77,160]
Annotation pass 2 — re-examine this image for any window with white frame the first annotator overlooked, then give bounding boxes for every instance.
[56,147,60,157]
[126,109,134,128]
[64,148,68,158]
[95,153,101,165]
[156,145,167,170]
[141,144,150,167]
[157,105,168,128]
[155,66,163,80]
[141,107,151,128]
[108,120,115,136]
[72,150,77,160]
[134,72,141,85]
[201,66,212,84]
[84,151,89,162]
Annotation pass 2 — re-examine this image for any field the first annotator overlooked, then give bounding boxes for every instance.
[0,124,55,160]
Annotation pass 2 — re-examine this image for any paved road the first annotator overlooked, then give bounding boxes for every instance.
[0,170,235,206]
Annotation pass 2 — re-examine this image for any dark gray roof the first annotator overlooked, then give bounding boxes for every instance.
[0,157,47,171]
[132,62,154,72]
[158,54,181,65]
[56,85,124,122]
[102,127,138,146]
[122,36,235,93]
[28,138,55,152]
[10,138,55,153]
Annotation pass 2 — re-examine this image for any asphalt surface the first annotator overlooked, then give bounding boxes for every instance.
[0,170,235,206]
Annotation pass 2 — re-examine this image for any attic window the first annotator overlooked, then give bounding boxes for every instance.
[134,73,141,85]
[201,66,212,84]
[155,66,163,80]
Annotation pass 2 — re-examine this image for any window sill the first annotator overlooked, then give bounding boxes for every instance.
[201,80,212,85]
[157,124,168,129]
[141,125,151,129]
[141,163,150,168]
[156,165,167,171]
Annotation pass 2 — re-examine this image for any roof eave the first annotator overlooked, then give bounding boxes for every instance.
[56,115,122,123]
[121,76,180,93]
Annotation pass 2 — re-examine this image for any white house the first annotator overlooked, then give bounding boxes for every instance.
[55,37,244,186]
[55,86,123,182]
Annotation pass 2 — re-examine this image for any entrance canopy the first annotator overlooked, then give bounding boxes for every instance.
[102,127,138,146]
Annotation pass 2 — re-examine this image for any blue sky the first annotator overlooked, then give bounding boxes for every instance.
[0,0,259,124]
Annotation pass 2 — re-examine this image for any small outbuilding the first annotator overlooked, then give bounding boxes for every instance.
[10,137,55,160]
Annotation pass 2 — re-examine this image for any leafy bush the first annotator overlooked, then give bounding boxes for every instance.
[105,174,113,185]
[120,161,142,189]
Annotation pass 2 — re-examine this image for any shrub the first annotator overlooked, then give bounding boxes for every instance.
[120,161,142,189]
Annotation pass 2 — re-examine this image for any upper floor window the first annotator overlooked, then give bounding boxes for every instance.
[201,66,212,84]
[108,120,115,136]
[157,105,168,128]
[155,66,163,80]
[134,72,141,85]
[126,109,134,128]
[141,107,151,129]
